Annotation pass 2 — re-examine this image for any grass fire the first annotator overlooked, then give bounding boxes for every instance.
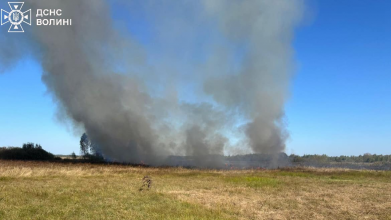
[0,0,389,219]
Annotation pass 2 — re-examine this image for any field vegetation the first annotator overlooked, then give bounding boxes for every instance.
[0,161,390,219]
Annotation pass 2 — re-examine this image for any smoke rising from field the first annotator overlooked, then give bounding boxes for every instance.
[0,0,303,166]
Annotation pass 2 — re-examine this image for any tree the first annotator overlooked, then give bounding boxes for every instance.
[80,133,91,157]
[71,152,77,159]
[35,144,42,150]
[22,143,35,150]
[79,133,104,162]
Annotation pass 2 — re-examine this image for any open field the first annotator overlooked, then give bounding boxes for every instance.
[0,161,390,219]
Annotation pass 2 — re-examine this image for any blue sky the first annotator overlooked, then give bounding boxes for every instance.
[286,0,391,155]
[0,0,390,156]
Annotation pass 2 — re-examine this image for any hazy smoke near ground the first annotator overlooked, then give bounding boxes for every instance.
[0,0,303,166]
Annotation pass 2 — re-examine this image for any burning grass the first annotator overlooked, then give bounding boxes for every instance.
[0,161,390,219]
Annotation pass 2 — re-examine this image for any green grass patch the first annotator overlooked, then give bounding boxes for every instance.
[275,170,391,183]
[166,171,221,178]
[0,176,12,181]
[0,178,232,220]
[225,176,281,188]
[277,171,316,178]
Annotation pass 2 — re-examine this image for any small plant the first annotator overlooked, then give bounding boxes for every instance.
[71,152,77,159]
[139,175,153,191]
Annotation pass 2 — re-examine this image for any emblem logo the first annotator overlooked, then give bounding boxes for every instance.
[1,2,31,33]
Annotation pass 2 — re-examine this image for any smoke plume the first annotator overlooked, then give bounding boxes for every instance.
[0,0,303,166]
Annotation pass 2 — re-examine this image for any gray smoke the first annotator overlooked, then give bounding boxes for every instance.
[0,0,303,166]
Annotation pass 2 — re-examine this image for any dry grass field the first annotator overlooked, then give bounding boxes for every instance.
[0,161,390,220]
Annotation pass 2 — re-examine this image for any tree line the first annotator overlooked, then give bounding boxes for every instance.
[0,143,56,160]
[289,153,391,163]
[1,134,390,164]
